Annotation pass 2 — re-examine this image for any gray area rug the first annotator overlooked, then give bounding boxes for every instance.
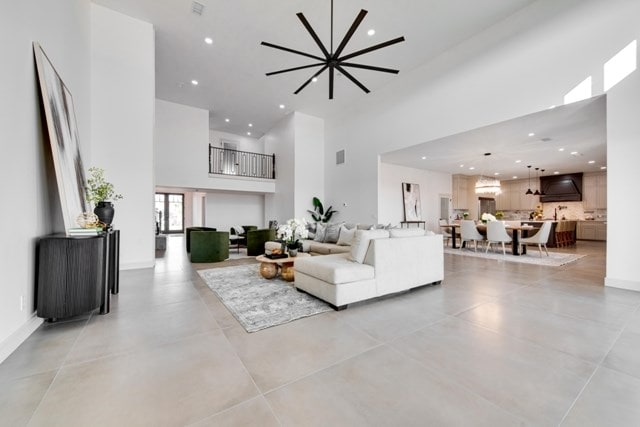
[198,264,332,333]
[444,247,586,266]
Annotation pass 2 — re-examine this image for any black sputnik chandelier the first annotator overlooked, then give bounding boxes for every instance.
[261,0,405,99]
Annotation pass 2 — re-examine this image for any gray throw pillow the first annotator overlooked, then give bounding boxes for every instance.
[324,222,343,243]
[314,223,327,242]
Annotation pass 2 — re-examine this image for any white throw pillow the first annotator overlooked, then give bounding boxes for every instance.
[348,229,390,263]
[389,228,425,238]
[314,223,327,242]
[324,222,344,243]
[336,226,356,246]
[234,225,245,235]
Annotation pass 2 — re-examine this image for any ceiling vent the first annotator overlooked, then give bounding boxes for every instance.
[540,137,552,142]
[191,1,205,15]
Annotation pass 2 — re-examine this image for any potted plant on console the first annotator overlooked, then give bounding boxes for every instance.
[277,218,309,257]
[86,167,123,228]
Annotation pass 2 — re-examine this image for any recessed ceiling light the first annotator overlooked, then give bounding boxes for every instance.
[459,164,464,168]
[600,166,607,170]
[515,160,522,163]
[204,37,213,44]
[225,118,230,122]
[558,148,565,152]
[512,176,518,179]
[494,172,500,176]
[367,29,375,36]
[528,132,535,137]
[554,171,560,174]
[571,151,579,155]
[588,160,595,164]
[421,156,426,160]
[279,104,285,109]
[247,132,251,136]
[312,77,318,83]
[248,123,253,127]
[469,166,475,170]
[191,80,198,85]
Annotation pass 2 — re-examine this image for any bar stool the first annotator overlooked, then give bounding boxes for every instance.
[555,221,567,247]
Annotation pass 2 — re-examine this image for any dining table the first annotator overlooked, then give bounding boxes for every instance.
[440,222,534,255]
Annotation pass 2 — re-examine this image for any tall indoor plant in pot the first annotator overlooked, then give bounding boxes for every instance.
[86,167,123,227]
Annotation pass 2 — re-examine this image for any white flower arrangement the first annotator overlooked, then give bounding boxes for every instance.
[481,212,497,222]
[277,218,309,248]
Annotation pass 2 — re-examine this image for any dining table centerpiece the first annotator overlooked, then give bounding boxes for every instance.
[481,212,497,224]
[277,218,309,257]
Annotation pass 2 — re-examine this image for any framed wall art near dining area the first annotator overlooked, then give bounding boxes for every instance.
[402,182,422,221]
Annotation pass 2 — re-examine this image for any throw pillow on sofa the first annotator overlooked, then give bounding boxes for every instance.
[336,225,356,246]
[323,222,344,243]
[314,223,327,242]
[348,229,390,263]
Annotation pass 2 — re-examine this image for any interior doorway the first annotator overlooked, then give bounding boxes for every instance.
[155,193,184,234]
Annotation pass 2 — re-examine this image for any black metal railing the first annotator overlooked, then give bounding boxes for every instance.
[208,145,275,179]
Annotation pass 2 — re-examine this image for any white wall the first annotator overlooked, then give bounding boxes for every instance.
[155,99,210,189]
[379,163,452,232]
[0,0,91,360]
[325,0,640,289]
[91,4,155,269]
[294,113,325,220]
[209,129,263,153]
[204,192,266,232]
[264,113,296,224]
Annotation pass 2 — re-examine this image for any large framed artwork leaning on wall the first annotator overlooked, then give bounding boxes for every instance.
[33,42,89,232]
[402,182,422,221]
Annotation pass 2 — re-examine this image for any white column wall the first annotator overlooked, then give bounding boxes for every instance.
[0,0,91,360]
[155,99,210,189]
[294,113,325,220]
[264,113,295,224]
[324,0,640,289]
[91,4,155,269]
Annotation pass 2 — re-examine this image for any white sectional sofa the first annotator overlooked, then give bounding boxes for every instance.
[294,229,444,309]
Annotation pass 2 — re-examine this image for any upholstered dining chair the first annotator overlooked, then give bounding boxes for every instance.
[520,221,552,257]
[485,221,512,255]
[439,219,453,247]
[460,220,485,252]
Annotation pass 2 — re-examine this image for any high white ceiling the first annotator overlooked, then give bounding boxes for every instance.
[381,95,607,180]
[92,0,538,138]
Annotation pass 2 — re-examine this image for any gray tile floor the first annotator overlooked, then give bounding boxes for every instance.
[2,236,640,426]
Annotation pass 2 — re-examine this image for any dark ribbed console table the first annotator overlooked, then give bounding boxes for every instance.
[36,230,119,321]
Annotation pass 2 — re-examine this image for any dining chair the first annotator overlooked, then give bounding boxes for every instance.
[460,220,485,252]
[439,219,452,247]
[485,221,512,255]
[520,221,552,257]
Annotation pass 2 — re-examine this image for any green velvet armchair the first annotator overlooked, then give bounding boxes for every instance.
[246,228,276,256]
[230,225,258,246]
[185,226,217,252]
[190,231,229,263]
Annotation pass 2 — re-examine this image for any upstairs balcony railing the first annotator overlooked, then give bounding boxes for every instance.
[208,145,275,179]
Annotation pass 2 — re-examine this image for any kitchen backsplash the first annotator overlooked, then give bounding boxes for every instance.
[497,202,606,220]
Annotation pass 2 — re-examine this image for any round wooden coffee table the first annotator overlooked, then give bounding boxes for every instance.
[255,253,310,282]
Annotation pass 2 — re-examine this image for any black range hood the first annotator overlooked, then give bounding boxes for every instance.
[540,173,583,202]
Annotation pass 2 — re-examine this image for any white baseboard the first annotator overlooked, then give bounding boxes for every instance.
[0,314,43,364]
[605,277,640,292]
[120,260,155,270]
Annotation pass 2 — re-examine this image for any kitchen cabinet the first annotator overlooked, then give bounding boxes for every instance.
[496,179,539,211]
[583,172,607,209]
[452,175,469,209]
[577,221,606,241]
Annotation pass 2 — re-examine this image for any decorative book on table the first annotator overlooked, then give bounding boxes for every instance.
[67,228,103,236]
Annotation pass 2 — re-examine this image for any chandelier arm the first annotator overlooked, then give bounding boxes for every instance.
[329,65,335,99]
[260,41,325,62]
[333,9,368,58]
[293,64,329,94]
[339,62,400,74]
[296,13,331,59]
[265,63,326,76]
[335,64,370,93]
[339,36,405,61]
